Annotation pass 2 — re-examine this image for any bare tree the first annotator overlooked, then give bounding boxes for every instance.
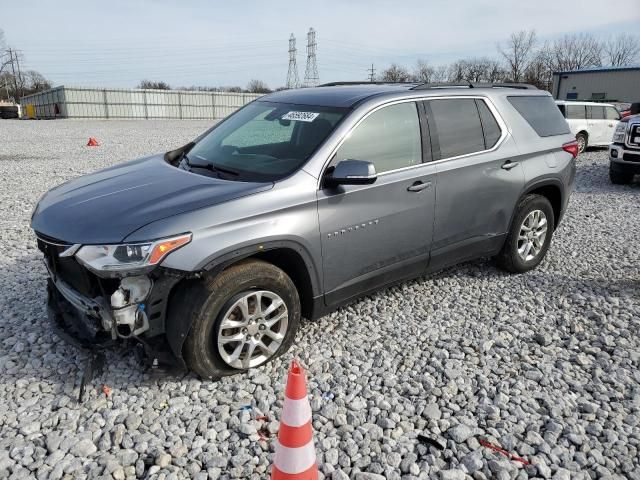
[523,45,554,91]
[380,64,411,82]
[604,33,640,66]
[246,79,272,94]
[137,80,171,90]
[220,86,243,93]
[413,60,435,83]
[498,30,537,82]
[447,60,468,82]
[548,33,602,71]
[445,58,503,83]
[431,65,449,83]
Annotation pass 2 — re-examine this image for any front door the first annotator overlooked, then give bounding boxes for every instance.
[317,101,436,305]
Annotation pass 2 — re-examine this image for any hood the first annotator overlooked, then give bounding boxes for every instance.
[31,155,273,244]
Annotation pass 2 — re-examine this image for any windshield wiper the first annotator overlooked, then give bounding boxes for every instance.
[181,154,239,177]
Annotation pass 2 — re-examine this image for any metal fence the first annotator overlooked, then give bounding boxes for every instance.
[20,86,263,120]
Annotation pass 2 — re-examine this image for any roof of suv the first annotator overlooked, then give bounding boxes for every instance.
[259,83,547,108]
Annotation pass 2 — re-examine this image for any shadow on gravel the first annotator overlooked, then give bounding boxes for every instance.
[575,154,640,194]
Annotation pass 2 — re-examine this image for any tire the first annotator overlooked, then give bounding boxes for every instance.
[496,194,555,274]
[576,133,587,154]
[609,167,634,185]
[183,259,301,379]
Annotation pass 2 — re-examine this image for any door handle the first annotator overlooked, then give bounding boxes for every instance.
[501,160,520,170]
[407,181,432,192]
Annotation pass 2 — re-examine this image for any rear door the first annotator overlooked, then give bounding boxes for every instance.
[423,97,524,265]
[317,101,436,304]
[586,105,607,144]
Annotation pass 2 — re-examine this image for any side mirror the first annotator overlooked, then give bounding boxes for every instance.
[325,160,377,187]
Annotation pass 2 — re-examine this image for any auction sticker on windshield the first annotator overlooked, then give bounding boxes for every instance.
[282,111,320,122]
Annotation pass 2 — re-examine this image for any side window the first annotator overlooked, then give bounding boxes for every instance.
[606,107,620,120]
[333,102,421,173]
[476,99,502,149]
[428,98,485,159]
[566,105,586,119]
[587,106,605,119]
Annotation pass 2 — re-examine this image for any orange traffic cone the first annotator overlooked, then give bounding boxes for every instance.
[87,137,100,147]
[272,360,318,480]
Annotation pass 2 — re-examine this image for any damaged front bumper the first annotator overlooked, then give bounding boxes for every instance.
[43,252,187,368]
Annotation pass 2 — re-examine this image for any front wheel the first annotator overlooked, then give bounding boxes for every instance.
[183,259,301,379]
[496,194,555,273]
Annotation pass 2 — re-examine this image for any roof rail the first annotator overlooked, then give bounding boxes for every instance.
[318,81,418,87]
[411,82,537,90]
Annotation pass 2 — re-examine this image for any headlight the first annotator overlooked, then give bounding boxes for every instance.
[75,233,192,275]
[613,123,626,143]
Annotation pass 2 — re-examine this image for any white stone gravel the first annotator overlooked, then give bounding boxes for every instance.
[0,119,639,480]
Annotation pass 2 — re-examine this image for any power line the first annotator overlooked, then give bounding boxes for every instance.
[285,33,299,89]
[303,28,319,87]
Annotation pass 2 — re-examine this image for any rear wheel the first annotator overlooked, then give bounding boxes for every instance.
[576,133,587,154]
[609,167,634,185]
[183,259,300,379]
[496,194,555,273]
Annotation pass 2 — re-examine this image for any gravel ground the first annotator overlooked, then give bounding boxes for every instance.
[0,119,639,480]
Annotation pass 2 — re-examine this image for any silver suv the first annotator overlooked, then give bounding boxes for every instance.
[31,82,577,378]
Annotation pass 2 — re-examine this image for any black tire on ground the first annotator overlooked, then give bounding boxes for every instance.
[182,259,301,379]
[576,133,587,154]
[496,194,555,274]
[609,167,634,185]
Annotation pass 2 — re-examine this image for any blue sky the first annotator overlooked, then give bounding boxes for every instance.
[3,0,639,89]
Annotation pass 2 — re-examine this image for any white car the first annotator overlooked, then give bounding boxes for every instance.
[556,101,621,153]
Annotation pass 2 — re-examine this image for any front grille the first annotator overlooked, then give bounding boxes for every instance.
[622,152,640,162]
[629,124,640,147]
[36,233,100,298]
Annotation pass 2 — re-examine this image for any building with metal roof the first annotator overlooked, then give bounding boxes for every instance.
[552,65,640,103]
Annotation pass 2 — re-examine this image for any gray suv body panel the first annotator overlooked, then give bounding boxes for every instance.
[31,84,576,367]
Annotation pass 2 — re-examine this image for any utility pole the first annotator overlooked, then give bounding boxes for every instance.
[303,28,319,87]
[285,34,300,89]
[8,48,19,102]
[14,49,23,99]
[367,64,376,82]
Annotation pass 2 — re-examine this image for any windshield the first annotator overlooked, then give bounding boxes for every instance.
[186,101,348,182]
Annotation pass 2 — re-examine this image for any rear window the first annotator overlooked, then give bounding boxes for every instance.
[508,96,571,137]
[476,99,502,149]
[427,98,486,159]
[587,106,605,120]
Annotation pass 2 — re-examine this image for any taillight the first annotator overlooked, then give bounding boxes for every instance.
[562,141,579,159]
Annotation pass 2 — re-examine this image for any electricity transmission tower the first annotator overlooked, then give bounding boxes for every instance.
[367,64,376,82]
[303,28,319,87]
[285,34,300,89]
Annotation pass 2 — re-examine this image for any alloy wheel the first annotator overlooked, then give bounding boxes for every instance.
[517,209,548,262]
[217,290,288,369]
